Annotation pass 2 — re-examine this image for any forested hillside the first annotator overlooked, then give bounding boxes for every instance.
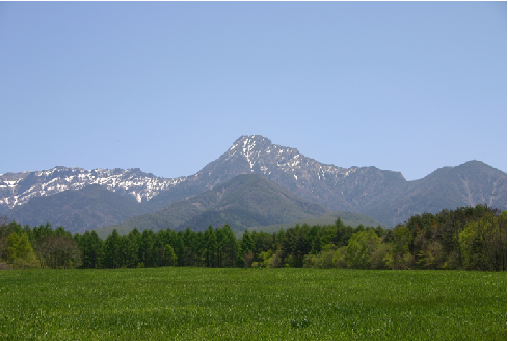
[1,205,505,271]
[97,174,330,236]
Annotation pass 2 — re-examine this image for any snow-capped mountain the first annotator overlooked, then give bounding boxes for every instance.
[1,135,506,227]
[0,166,185,211]
[0,135,397,223]
[180,135,408,214]
[198,135,358,186]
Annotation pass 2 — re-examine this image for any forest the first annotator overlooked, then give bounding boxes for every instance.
[0,204,505,271]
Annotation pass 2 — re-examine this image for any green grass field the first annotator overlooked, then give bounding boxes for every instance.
[0,268,505,340]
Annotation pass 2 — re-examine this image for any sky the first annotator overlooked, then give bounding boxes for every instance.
[0,2,506,181]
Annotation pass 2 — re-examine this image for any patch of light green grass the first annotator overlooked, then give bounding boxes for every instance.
[0,268,505,340]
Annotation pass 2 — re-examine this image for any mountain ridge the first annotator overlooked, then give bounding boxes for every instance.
[0,166,185,212]
[1,135,506,228]
[5,184,152,232]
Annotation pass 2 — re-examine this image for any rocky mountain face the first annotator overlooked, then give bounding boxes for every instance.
[370,160,507,224]
[147,135,408,213]
[156,135,506,225]
[0,135,398,213]
[1,135,506,228]
[0,167,185,213]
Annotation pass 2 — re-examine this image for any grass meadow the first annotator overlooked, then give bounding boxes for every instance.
[0,268,505,340]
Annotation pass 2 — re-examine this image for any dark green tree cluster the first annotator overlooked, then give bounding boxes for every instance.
[0,205,505,271]
[76,224,239,269]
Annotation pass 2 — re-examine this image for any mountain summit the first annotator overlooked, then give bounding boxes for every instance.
[175,135,409,219]
[2,135,506,229]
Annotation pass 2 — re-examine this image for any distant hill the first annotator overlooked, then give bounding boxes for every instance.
[95,174,330,237]
[4,184,152,233]
[246,210,390,235]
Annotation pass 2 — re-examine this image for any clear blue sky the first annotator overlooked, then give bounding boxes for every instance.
[1,2,506,181]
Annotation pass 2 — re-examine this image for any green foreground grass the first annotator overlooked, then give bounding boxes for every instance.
[0,268,505,340]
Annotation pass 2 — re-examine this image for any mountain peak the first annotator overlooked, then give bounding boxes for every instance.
[221,135,302,174]
[229,135,275,155]
[233,135,272,145]
[459,160,506,173]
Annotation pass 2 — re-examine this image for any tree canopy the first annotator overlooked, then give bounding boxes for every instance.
[0,205,505,271]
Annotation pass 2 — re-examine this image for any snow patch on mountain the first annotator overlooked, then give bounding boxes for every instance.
[0,167,186,209]
[0,135,363,211]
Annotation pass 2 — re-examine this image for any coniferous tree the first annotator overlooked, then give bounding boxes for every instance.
[204,225,216,267]
[240,230,255,267]
[103,229,120,268]
[218,225,237,267]
[125,228,140,268]
[175,231,186,267]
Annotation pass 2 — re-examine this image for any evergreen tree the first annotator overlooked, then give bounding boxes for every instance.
[218,225,237,267]
[140,229,156,267]
[88,230,103,269]
[103,229,120,268]
[125,228,141,268]
[175,231,186,267]
[204,225,216,267]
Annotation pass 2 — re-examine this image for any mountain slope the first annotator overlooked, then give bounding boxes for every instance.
[4,184,152,233]
[247,210,391,235]
[98,174,330,234]
[359,160,507,225]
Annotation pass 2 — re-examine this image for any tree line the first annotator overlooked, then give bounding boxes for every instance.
[0,205,505,271]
